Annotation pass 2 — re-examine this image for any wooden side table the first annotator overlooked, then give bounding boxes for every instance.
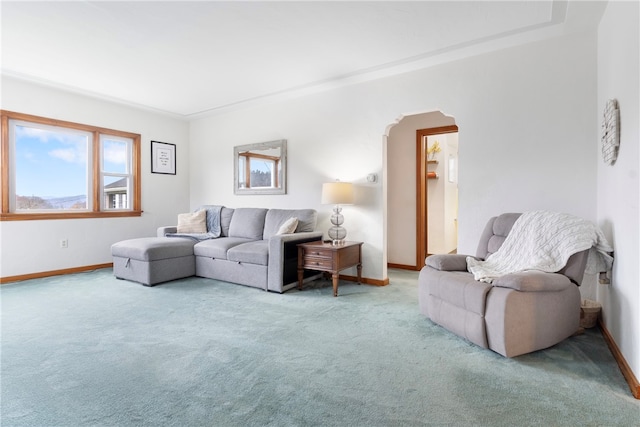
[297,241,363,297]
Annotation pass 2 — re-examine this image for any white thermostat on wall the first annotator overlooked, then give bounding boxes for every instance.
[601,99,620,165]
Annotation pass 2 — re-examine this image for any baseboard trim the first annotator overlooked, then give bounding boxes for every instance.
[599,319,640,399]
[387,263,420,271]
[340,274,389,286]
[0,263,113,284]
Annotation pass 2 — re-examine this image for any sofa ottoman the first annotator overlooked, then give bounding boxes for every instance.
[111,237,196,286]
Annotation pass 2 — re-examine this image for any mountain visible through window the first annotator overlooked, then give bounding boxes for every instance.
[14,124,90,211]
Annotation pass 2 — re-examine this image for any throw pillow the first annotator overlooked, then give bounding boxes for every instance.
[276,217,298,235]
[177,210,207,233]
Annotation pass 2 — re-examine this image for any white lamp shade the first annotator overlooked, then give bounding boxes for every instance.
[321,182,354,205]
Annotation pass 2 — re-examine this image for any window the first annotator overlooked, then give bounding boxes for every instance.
[237,152,280,189]
[101,135,132,210]
[1,111,141,220]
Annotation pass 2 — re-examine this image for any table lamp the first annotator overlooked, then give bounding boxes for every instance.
[321,181,354,244]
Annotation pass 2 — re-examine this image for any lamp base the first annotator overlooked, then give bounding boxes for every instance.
[328,205,347,244]
[328,226,347,244]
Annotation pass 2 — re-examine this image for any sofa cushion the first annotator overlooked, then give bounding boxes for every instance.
[263,209,317,239]
[177,210,206,233]
[220,207,234,237]
[193,237,253,260]
[111,237,195,261]
[476,213,521,259]
[227,240,269,266]
[228,208,268,240]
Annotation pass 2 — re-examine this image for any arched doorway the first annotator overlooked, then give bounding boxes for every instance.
[386,111,458,270]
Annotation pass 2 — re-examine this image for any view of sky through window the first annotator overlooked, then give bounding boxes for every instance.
[102,139,128,174]
[15,125,89,199]
[249,158,274,187]
[14,124,131,210]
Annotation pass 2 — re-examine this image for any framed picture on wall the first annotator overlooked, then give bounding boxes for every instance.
[151,141,176,175]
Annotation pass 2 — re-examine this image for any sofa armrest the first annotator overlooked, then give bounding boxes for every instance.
[270,231,323,245]
[157,226,177,237]
[425,254,475,271]
[491,271,572,292]
[267,232,324,292]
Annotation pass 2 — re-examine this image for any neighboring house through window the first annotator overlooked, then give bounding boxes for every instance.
[104,177,128,209]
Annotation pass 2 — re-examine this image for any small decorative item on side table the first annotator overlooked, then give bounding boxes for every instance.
[297,241,363,297]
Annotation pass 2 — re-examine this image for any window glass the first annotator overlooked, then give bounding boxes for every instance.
[13,122,90,211]
[102,138,129,174]
[100,135,132,210]
[249,158,275,188]
[238,156,247,189]
[103,176,129,209]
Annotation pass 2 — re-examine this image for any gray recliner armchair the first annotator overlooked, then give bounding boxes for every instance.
[418,213,589,357]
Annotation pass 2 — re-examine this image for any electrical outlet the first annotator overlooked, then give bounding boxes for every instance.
[60,239,68,249]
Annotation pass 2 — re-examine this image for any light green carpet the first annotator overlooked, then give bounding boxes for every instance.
[1,268,638,426]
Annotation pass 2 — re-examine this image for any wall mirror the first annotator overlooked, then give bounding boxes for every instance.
[234,139,287,195]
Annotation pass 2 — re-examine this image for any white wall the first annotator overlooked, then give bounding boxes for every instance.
[189,30,598,283]
[597,0,640,383]
[0,77,190,278]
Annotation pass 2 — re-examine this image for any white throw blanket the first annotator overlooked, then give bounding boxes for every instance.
[467,211,614,283]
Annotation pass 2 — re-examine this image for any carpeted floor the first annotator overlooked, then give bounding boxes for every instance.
[1,268,638,426]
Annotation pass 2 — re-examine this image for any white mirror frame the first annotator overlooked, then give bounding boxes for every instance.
[234,140,287,195]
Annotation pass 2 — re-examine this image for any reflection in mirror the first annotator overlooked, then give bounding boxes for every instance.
[234,140,287,195]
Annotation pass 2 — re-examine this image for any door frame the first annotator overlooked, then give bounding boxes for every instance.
[416,125,458,269]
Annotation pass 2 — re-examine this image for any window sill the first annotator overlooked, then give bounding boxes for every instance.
[0,210,143,221]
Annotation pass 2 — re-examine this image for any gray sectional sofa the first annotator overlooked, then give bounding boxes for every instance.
[112,207,323,292]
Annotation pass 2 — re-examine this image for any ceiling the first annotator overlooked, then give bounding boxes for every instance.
[0,1,606,119]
